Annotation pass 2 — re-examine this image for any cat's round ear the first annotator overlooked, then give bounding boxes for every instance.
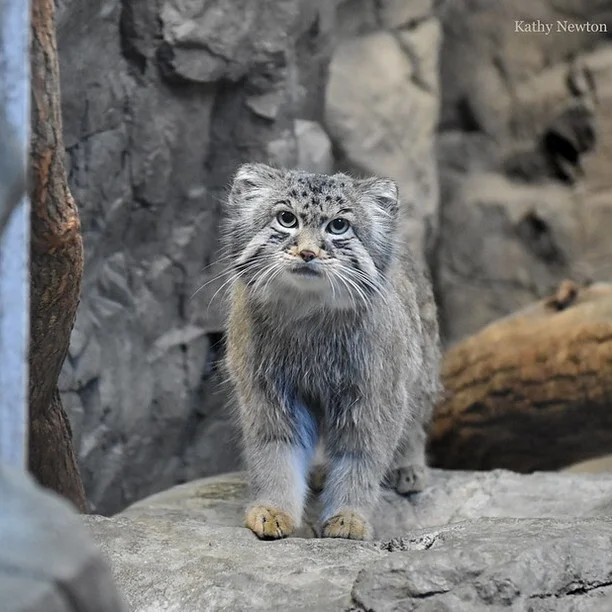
[229,163,282,203]
[358,177,399,217]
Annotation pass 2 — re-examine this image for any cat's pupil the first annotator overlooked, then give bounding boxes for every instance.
[329,218,349,234]
[278,211,298,228]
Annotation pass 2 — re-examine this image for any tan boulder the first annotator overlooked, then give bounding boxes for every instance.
[430,280,612,472]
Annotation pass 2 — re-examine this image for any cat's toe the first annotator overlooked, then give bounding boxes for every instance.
[245,504,295,539]
[321,511,371,540]
[392,464,428,495]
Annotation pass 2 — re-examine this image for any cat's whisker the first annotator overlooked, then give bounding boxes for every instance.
[335,270,368,310]
[337,274,358,310]
[189,266,243,301]
[191,267,252,303]
[262,264,287,296]
[343,266,388,305]
[206,271,244,312]
[198,251,239,274]
[204,259,267,310]
[252,261,284,295]
[249,263,274,294]
[327,269,337,302]
[194,252,275,303]
[340,266,376,306]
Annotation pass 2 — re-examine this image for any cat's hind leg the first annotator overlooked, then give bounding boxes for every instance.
[386,420,429,495]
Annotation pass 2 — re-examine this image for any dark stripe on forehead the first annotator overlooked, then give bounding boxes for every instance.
[299,211,319,225]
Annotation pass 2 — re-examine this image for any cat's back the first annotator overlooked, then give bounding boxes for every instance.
[393,247,442,399]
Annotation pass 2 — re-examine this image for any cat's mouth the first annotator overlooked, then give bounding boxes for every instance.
[290,264,322,277]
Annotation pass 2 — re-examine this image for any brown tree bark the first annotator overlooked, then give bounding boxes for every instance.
[429,280,612,473]
[28,0,87,511]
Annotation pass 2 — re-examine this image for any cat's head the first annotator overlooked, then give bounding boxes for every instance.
[222,163,401,310]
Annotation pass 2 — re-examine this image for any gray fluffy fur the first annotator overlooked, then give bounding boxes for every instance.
[221,163,441,539]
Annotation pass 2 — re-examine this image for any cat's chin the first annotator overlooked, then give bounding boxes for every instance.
[253,271,357,312]
[279,267,330,292]
[289,265,321,278]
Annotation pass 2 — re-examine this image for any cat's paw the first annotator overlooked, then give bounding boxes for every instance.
[245,504,295,539]
[390,464,428,495]
[321,511,371,540]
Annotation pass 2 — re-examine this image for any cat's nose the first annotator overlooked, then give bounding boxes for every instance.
[299,250,317,262]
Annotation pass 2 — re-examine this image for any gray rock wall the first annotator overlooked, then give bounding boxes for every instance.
[436,0,612,343]
[57,0,612,513]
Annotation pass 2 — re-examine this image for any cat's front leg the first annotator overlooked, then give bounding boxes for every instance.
[239,390,317,539]
[320,408,400,540]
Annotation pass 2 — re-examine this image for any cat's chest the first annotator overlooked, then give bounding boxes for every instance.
[254,317,367,396]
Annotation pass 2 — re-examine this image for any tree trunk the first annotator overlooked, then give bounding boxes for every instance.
[28,0,86,511]
[429,280,612,473]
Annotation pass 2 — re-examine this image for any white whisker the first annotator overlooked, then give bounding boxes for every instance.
[206,271,243,312]
[335,270,368,309]
[342,266,388,305]
[189,266,241,301]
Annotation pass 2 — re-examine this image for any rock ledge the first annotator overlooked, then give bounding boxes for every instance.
[84,469,612,611]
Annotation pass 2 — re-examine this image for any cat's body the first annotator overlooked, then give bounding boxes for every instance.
[222,164,441,540]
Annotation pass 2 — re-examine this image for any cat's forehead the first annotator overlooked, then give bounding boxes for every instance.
[283,172,352,218]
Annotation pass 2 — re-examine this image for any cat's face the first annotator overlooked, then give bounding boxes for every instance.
[223,163,400,309]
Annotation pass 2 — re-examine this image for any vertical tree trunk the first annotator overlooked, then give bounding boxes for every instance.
[28,0,87,511]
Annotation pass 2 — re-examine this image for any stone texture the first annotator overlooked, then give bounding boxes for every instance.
[84,469,612,611]
[0,464,126,612]
[352,519,612,612]
[295,119,334,173]
[436,0,612,343]
[325,5,441,260]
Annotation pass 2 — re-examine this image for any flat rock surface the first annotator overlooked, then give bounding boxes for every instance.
[84,469,612,611]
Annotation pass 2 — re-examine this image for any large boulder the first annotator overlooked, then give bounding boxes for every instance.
[430,280,612,472]
[84,469,612,611]
[436,0,612,344]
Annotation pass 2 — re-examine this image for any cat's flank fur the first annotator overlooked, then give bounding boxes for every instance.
[222,163,441,540]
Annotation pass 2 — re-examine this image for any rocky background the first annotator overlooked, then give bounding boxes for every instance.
[55,0,612,515]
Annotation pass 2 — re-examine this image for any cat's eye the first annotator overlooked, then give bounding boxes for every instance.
[327,218,350,235]
[277,211,298,228]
